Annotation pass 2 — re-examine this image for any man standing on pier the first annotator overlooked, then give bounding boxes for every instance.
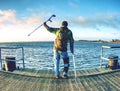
[44,21,74,79]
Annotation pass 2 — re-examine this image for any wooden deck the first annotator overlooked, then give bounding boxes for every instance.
[0,68,120,91]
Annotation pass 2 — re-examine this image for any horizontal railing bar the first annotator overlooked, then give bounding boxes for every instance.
[0,59,24,61]
[101,57,109,61]
[0,47,23,49]
[102,46,120,49]
[101,56,120,60]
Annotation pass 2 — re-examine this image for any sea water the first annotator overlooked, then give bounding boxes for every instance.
[0,41,120,71]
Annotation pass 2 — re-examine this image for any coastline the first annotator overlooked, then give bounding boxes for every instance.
[78,39,120,44]
[0,39,120,44]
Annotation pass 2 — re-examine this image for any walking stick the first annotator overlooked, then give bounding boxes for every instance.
[72,54,77,78]
[28,14,56,36]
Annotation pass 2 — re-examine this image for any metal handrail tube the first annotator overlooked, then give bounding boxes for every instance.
[0,47,25,69]
[100,46,120,68]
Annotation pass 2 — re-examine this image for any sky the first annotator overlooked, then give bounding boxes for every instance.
[0,0,120,42]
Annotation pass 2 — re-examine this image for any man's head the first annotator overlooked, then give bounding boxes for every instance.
[62,21,68,27]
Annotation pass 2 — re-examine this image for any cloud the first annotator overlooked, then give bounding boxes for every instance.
[0,10,18,25]
[0,9,58,42]
[1,9,120,41]
[22,16,43,26]
[0,9,45,30]
[70,13,120,30]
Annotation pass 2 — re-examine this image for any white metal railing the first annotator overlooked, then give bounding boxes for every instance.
[100,46,120,68]
[0,47,25,69]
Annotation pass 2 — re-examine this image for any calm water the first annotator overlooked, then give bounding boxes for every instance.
[0,41,120,71]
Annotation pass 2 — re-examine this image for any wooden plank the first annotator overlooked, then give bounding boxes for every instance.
[97,73,119,90]
[94,75,110,91]
[0,68,120,91]
[87,76,101,91]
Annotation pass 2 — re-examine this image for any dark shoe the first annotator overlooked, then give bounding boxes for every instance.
[56,75,62,79]
[63,75,68,79]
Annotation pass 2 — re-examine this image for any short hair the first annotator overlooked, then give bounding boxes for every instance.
[62,21,68,27]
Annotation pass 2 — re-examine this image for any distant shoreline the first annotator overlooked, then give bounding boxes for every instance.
[0,39,120,44]
[78,39,120,43]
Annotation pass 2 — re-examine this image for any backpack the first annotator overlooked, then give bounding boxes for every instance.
[54,27,69,51]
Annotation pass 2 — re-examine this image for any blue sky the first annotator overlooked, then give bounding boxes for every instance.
[0,0,120,42]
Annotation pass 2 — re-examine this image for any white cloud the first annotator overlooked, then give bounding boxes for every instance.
[74,14,120,31]
[0,9,120,42]
[0,10,18,25]
[0,9,59,42]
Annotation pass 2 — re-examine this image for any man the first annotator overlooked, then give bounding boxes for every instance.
[44,21,74,79]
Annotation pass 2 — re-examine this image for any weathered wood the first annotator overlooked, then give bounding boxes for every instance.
[0,68,120,91]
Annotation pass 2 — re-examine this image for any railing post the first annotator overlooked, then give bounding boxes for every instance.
[0,48,2,69]
[22,47,25,69]
[100,47,103,68]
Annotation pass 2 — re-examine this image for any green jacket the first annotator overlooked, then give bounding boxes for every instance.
[44,23,74,53]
